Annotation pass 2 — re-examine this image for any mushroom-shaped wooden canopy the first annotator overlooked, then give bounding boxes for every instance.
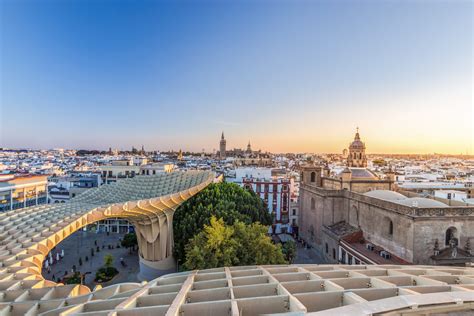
[0,170,215,296]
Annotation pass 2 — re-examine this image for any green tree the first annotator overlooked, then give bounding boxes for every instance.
[183,216,286,270]
[174,182,272,263]
[121,233,138,254]
[282,240,297,263]
[373,159,386,166]
[104,254,114,268]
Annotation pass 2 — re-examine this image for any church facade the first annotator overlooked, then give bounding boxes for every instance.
[299,130,474,265]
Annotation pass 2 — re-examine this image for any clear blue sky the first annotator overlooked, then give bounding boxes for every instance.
[1,0,472,153]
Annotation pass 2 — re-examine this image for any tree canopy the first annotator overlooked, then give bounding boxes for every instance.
[183,216,286,270]
[104,254,114,268]
[121,232,138,253]
[173,182,272,263]
[282,240,297,263]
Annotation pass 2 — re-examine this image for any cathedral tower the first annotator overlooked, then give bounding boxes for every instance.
[347,128,368,168]
[219,132,226,160]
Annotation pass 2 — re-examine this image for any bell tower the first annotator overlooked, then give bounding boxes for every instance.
[347,127,367,168]
[219,132,226,160]
[301,163,322,187]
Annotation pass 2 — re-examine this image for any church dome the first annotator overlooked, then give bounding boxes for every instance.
[364,190,406,201]
[349,131,366,150]
[396,197,448,208]
[364,190,448,208]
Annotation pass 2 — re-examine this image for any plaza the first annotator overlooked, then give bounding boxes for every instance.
[41,231,139,288]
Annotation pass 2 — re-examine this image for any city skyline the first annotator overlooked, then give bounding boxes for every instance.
[1,1,472,154]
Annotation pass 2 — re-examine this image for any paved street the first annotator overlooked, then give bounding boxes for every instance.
[293,242,327,264]
[41,230,140,288]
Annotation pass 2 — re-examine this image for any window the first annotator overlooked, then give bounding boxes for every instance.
[325,243,328,253]
[292,209,296,216]
[383,217,393,237]
[282,195,288,211]
[310,172,316,182]
[332,248,336,259]
[310,198,315,210]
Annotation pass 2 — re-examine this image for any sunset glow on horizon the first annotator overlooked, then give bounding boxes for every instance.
[1,0,472,154]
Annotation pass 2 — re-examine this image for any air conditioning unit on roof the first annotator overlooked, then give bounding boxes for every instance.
[380,251,391,259]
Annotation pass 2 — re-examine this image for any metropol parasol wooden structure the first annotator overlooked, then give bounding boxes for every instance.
[0,170,474,315]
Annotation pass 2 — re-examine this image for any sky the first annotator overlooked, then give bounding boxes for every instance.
[0,0,472,154]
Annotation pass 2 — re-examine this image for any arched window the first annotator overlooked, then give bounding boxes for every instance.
[383,217,393,237]
[445,227,458,246]
[311,198,316,210]
[310,172,316,183]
